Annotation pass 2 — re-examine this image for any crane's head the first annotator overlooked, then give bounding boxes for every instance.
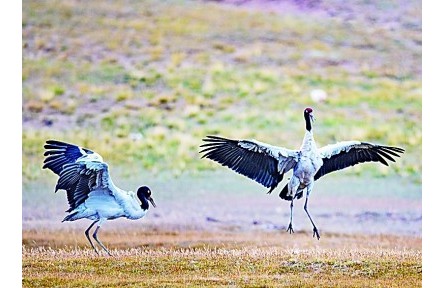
[304,107,314,118]
[304,107,315,131]
[137,186,156,209]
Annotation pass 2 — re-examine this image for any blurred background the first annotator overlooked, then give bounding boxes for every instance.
[22,0,421,238]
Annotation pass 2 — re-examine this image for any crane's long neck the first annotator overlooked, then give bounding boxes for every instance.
[305,112,312,132]
[300,113,316,153]
[301,130,316,153]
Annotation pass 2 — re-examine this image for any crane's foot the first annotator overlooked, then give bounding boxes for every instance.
[286,223,295,234]
[103,248,112,257]
[92,247,100,255]
[98,243,112,256]
[312,227,320,240]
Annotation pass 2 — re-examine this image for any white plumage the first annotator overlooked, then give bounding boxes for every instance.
[200,107,404,239]
[43,140,156,255]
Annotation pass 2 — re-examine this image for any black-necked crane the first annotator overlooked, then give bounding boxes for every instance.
[43,140,156,255]
[200,108,404,239]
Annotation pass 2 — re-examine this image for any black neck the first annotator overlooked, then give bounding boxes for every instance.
[137,191,149,210]
[304,113,312,132]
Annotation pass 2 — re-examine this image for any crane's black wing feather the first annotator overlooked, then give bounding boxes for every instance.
[314,142,404,180]
[55,162,110,212]
[200,136,296,193]
[43,140,95,175]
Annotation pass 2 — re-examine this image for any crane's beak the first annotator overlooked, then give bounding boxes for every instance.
[310,113,316,122]
[148,196,157,208]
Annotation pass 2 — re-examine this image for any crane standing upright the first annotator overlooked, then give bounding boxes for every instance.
[200,108,404,239]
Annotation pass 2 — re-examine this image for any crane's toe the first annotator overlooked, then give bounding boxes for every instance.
[286,223,295,234]
[313,227,320,240]
[104,248,112,257]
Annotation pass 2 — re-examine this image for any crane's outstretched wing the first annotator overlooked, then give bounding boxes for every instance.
[314,141,404,180]
[43,140,102,175]
[200,135,299,193]
[43,140,113,212]
[55,161,114,212]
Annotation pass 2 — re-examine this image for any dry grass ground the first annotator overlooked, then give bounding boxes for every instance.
[22,171,421,287]
[23,229,421,287]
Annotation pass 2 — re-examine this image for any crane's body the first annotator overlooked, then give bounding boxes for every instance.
[43,140,156,255]
[293,130,323,187]
[200,108,404,239]
[62,188,147,222]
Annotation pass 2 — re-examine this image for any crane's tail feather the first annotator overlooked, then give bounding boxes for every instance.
[279,184,303,201]
[62,211,78,222]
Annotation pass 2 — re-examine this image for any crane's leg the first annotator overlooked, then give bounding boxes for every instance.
[92,219,112,256]
[286,199,294,234]
[85,220,99,255]
[303,183,320,240]
[286,177,300,234]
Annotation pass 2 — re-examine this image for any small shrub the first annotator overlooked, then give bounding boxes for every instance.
[53,86,65,96]
[25,100,45,113]
[116,92,131,102]
[48,99,64,111]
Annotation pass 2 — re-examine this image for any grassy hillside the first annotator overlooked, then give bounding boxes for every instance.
[22,0,421,182]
